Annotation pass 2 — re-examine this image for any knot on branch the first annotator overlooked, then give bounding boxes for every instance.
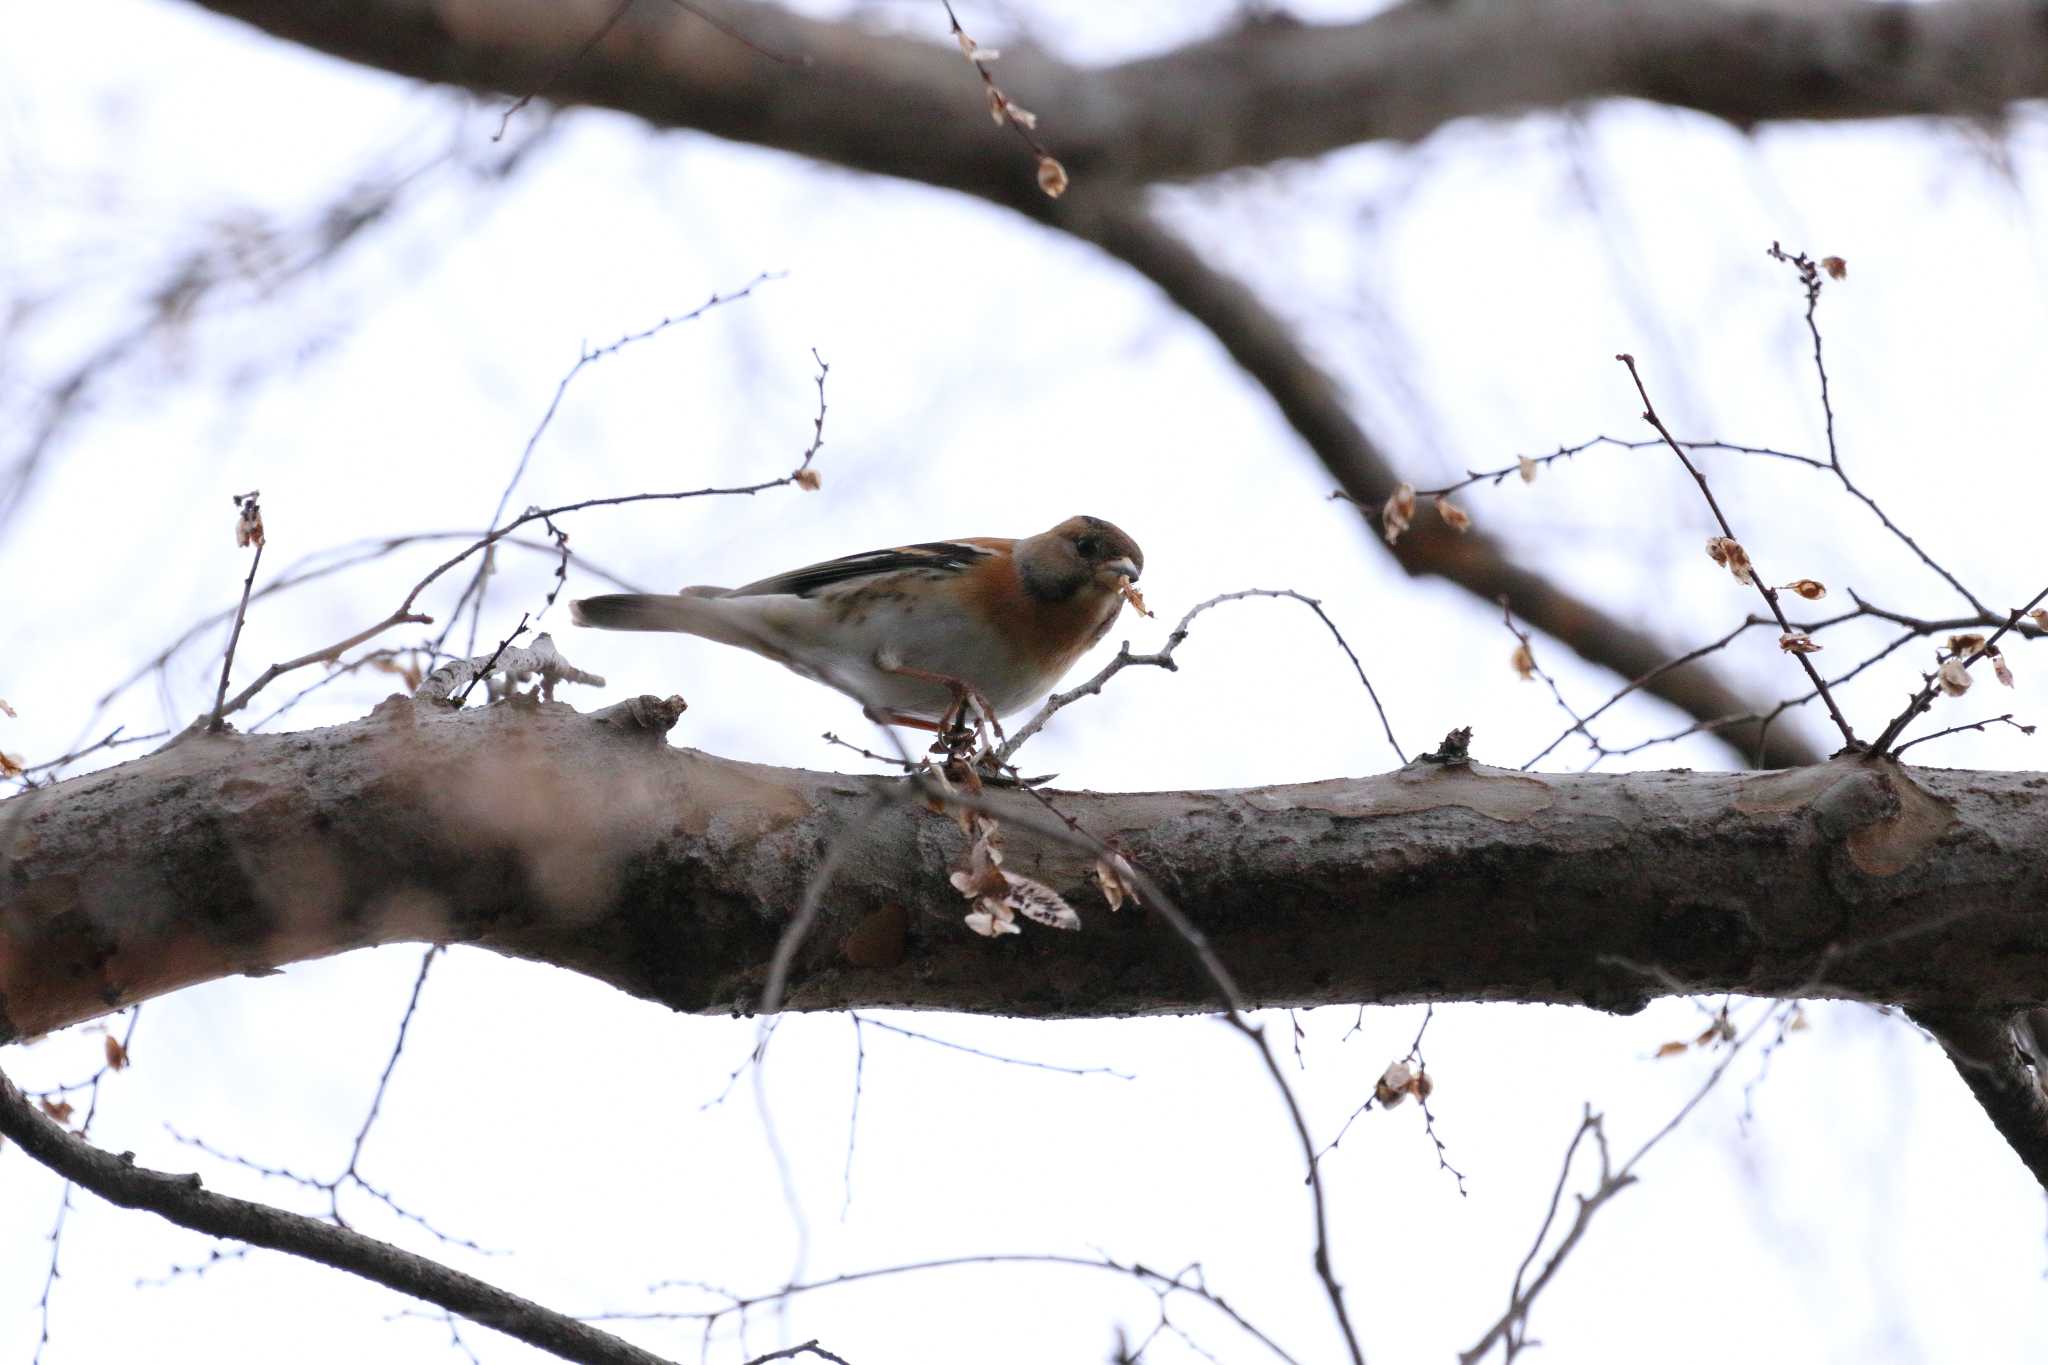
[590,693,689,735]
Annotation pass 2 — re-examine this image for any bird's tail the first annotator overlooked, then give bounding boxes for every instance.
[570,591,741,641]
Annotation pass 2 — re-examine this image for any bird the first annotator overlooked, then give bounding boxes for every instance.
[569,515,1143,728]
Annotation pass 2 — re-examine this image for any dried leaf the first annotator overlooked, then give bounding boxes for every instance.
[1382,483,1416,546]
[1993,651,2015,688]
[963,908,1020,937]
[794,468,821,492]
[1036,155,1068,199]
[1436,497,1471,532]
[1001,872,1081,931]
[0,752,23,779]
[1938,658,1973,697]
[0,698,14,718]
[1654,1040,1691,1059]
[1094,851,1140,912]
[2029,609,2048,632]
[1117,577,1152,618]
[1821,255,1847,280]
[1510,642,1536,682]
[1778,632,1822,655]
[39,1097,74,1124]
[1517,455,1538,484]
[103,1033,128,1070]
[1780,579,1827,601]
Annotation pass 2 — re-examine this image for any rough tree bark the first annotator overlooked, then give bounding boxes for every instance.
[5,696,2046,1047]
[162,0,2048,769]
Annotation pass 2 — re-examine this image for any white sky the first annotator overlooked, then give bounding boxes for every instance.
[5,1,2048,1362]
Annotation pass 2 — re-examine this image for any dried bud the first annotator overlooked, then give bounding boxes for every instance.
[1705,536,1753,585]
[1035,156,1068,199]
[1654,1040,1691,1059]
[954,31,999,63]
[1821,256,1847,280]
[0,752,22,779]
[1117,577,1151,618]
[2030,609,2048,632]
[1938,658,1973,697]
[1993,650,2014,688]
[1375,1060,1414,1108]
[39,1097,74,1125]
[104,1033,129,1070]
[794,467,821,491]
[1510,642,1536,681]
[1410,1069,1434,1101]
[1003,100,1038,131]
[1382,483,1416,546]
[1778,632,1822,655]
[1517,455,1539,484]
[1780,579,1827,601]
[233,491,265,549]
[0,698,14,718]
[1946,634,1988,658]
[985,87,1005,126]
[1436,497,1471,532]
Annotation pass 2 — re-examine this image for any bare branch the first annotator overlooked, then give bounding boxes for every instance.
[0,1065,677,1365]
[1616,352,1859,752]
[998,587,1402,764]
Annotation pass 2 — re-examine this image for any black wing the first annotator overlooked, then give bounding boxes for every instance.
[729,540,996,598]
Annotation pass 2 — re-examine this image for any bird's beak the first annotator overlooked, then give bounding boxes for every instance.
[1105,557,1140,583]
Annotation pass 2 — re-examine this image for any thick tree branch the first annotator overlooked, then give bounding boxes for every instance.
[179,0,2048,189]
[1061,197,1822,768]
[1910,1007,2048,1192]
[0,1066,675,1365]
[5,699,2046,1045]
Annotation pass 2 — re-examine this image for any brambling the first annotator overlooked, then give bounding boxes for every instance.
[570,515,1143,728]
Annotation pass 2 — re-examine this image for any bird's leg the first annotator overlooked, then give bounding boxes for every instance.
[875,661,1007,770]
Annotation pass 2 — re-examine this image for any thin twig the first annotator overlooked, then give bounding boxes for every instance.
[1765,242,1989,616]
[452,614,532,705]
[852,1014,1135,1079]
[1868,588,2048,757]
[0,1065,672,1365]
[1459,1000,1791,1363]
[998,587,1403,765]
[1892,712,2034,757]
[207,494,266,733]
[1616,353,1859,751]
[622,1253,1301,1365]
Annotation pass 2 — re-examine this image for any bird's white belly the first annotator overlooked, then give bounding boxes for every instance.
[756,594,1052,719]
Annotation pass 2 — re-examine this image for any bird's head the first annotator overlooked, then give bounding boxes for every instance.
[1017,515,1144,603]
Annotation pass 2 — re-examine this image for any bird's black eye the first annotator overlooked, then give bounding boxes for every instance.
[1075,536,1101,558]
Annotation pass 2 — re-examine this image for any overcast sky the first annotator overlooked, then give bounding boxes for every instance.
[5,2,2048,1362]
